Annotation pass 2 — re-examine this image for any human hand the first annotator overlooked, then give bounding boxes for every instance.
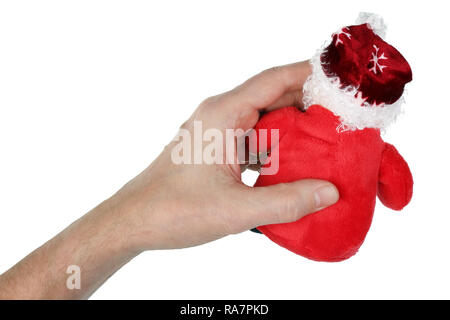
[112,61,340,252]
[0,61,340,299]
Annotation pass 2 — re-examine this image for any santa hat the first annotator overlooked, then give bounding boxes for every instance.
[302,13,412,131]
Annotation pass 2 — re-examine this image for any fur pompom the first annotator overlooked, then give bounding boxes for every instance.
[356,12,387,39]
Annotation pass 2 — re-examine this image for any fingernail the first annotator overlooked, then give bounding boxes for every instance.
[314,185,339,209]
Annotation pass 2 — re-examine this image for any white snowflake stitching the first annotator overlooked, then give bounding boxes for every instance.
[369,45,388,74]
[336,123,352,133]
[333,27,351,46]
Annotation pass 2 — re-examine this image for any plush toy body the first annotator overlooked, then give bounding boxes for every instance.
[252,13,413,261]
[254,105,412,261]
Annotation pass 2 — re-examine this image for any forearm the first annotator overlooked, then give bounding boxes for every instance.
[0,198,139,299]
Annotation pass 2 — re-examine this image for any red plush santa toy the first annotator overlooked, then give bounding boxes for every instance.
[252,13,413,262]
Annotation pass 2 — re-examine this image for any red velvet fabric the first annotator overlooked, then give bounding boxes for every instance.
[253,105,413,262]
[322,24,413,105]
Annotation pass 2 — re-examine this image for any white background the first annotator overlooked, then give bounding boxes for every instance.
[0,1,448,299]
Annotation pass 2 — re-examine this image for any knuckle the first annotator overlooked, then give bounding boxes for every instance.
[200,93,225,107]
[197,93,229,116]
[274,184,298,222]
[200,95,216,106]
[281,186,316,222]
[284,196,304,222]
[298,190,317,216]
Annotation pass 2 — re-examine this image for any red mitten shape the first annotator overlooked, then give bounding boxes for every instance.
[252,13,415,261]
[377,143,413,210]
[254,105,387,262]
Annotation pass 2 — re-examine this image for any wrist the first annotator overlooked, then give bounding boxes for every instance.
[93,195,144,258]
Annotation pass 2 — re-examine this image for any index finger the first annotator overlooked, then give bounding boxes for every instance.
[230,61,311,112]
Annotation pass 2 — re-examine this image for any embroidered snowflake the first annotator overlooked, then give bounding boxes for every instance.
[334,27,351,46]
[336,123,352,133]
[369,45,388,74]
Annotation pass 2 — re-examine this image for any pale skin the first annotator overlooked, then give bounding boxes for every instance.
[0,61,339,299]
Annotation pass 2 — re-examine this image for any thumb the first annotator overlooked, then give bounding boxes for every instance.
[238,179,339,231]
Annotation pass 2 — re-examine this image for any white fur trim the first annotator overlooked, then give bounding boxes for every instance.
[356,12,387,39]
[302,47,404,131]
